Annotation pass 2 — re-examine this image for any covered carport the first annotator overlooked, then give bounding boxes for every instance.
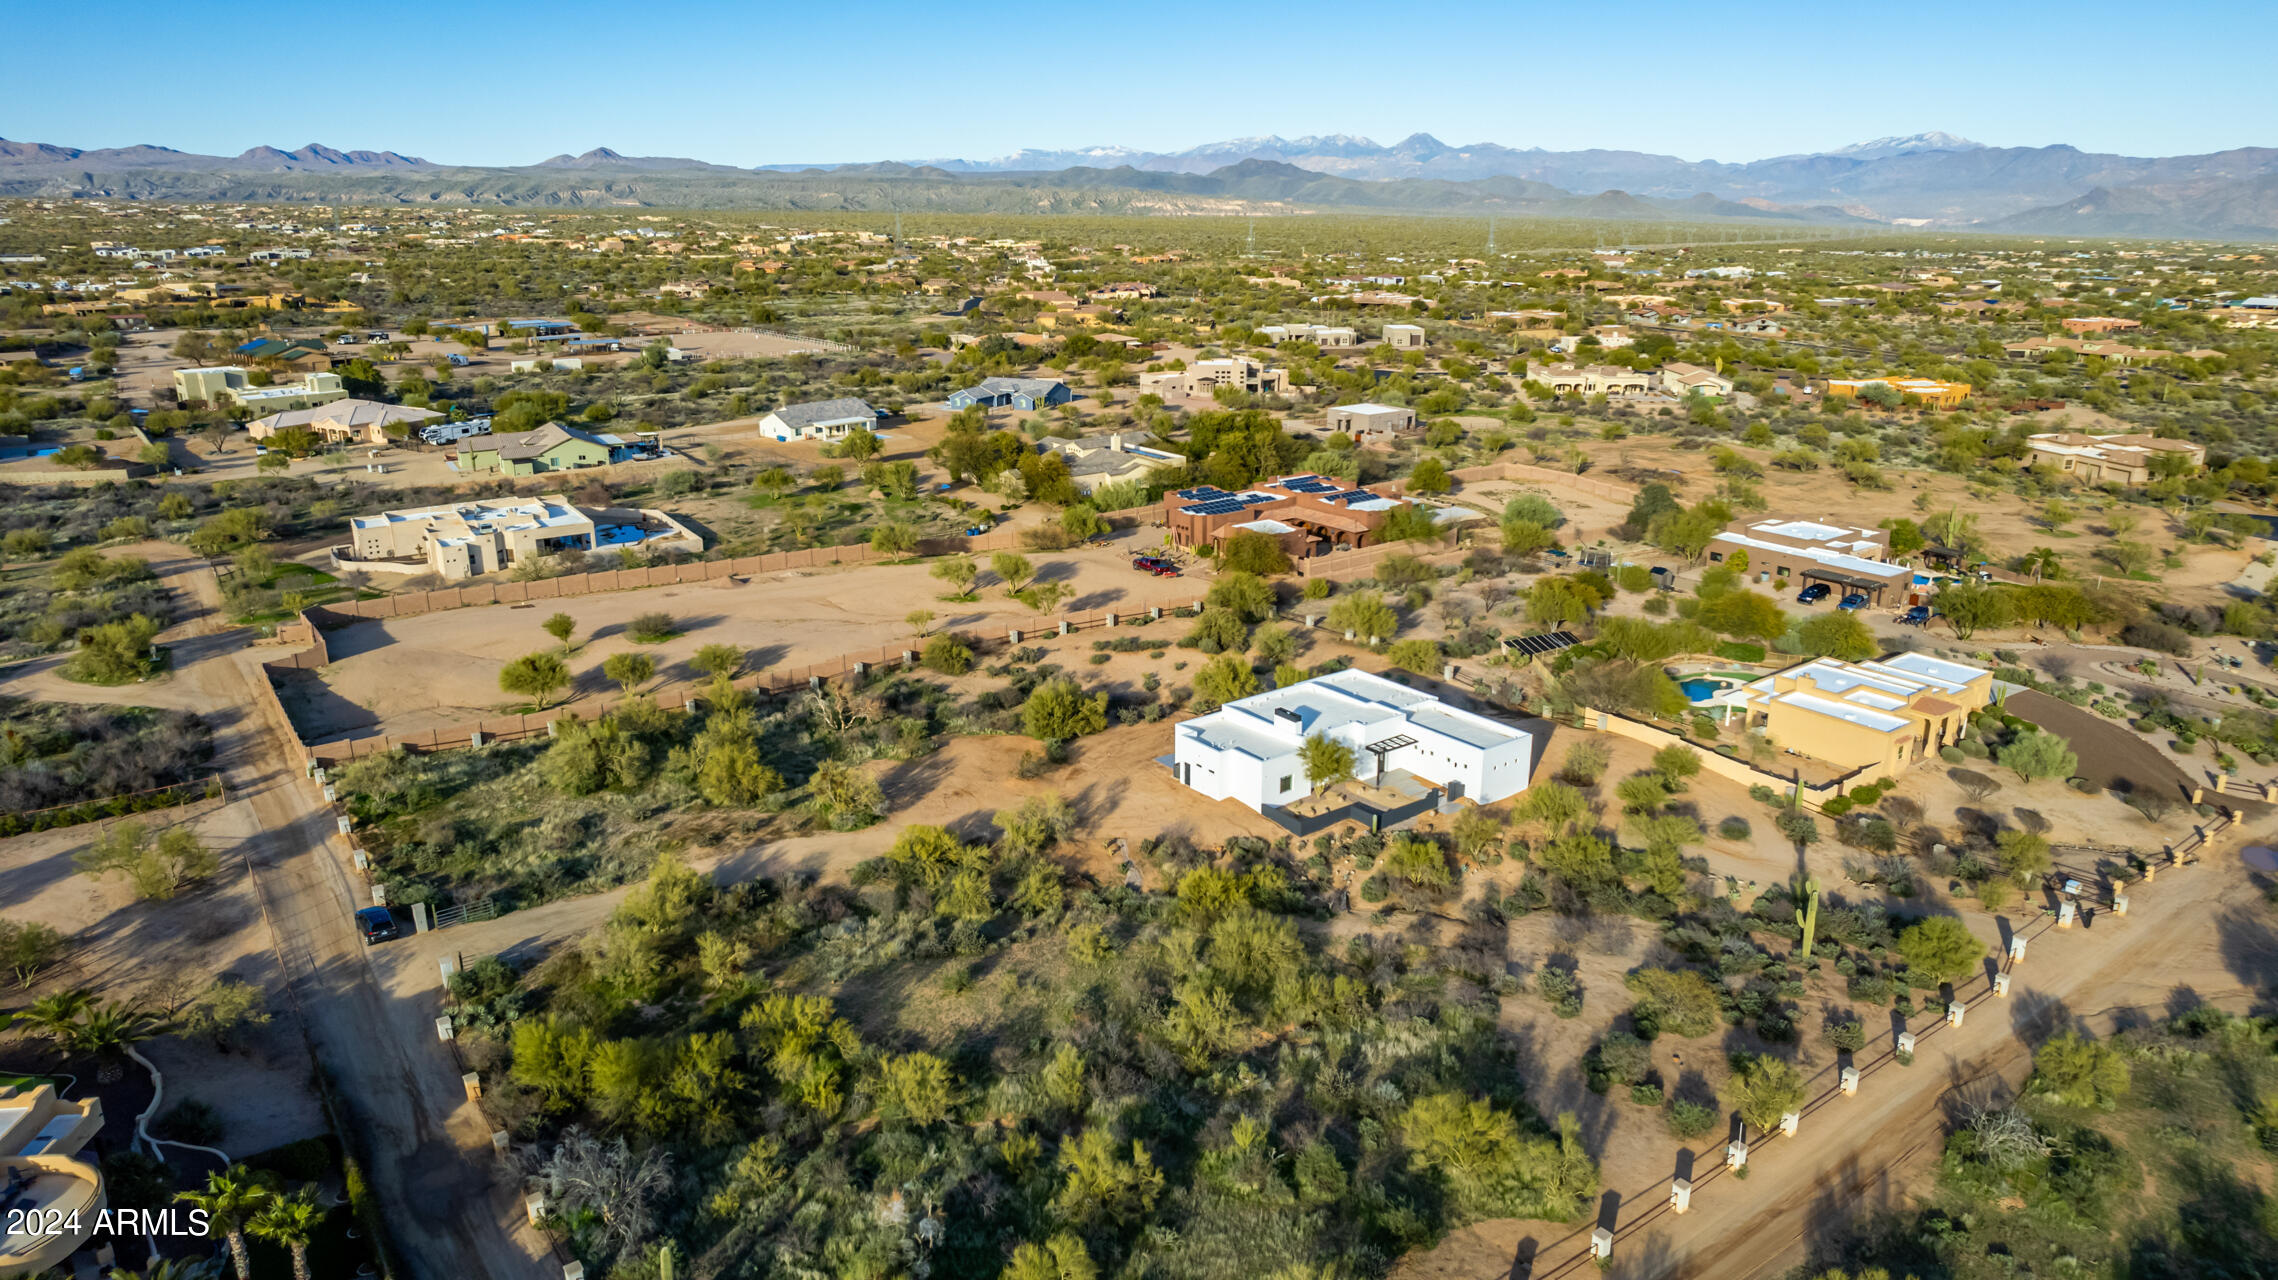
[1797,564,1905,606]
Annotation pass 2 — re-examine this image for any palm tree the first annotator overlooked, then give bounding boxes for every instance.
[17,989,94,1040]
[249,1184,324,1280]
[176,1167,271,1280]
[2021,546,2063,582]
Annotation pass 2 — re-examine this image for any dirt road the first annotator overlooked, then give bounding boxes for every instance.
[1401,844,2274,1280]
[10,547,554,1280]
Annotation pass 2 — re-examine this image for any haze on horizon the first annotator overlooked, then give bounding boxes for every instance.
[9,0,2273,170]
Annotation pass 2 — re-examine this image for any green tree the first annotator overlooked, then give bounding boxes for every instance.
[876,1051,957,1125]
[1897,916,1986,984]
[870,523,918,556]
[543,612,576,645]
[1652,743,1702,787]
[1205,571,1278,624]
[0,920,66,988]
[1300,734,1357,793]
[1192,653,1260,711]
[74,822,217,901]
[1005,1235,1098,1280]
[809,760,886,825]
[991,551,1035,591]
[499,651,571,708]
[64,614,163,684]
[929,555,978,596]
[602,651,655,694]
[1998,730,2077,783]
[2028,1031,2131,1109]
[1219,530,1293,575]
[1937,578,2011,640]
[1797,611,1879,661]
[1326,590,1398,641]
[1697,590,1788,642]
[691,643,744,678]
[1385,836,1453,892]
[1624,968,1723,1038]
[1408,457,1452,494]
[922,633,973,675]
[1052,1128,1165,1226]
[1723,1055,1806,1134]
[1527,576,1603,629]
[1023,677,1107,740]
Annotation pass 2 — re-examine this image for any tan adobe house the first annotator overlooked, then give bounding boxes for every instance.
[2025,432,2205,485]
[1534,363,1653,397]
[1325,403,1419,446]
[342,495,702,580]
[1657,362,1735,397]
[1709,653,1995,776]
[245,399,440,446]
[1138,357,1290,398]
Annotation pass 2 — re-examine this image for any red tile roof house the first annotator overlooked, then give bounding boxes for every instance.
[1160,474,1420,555]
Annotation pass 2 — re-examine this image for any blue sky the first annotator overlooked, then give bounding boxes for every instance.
[9,0,2271,165]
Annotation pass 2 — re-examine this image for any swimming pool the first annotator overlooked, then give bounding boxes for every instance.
[1678,671,1759,704]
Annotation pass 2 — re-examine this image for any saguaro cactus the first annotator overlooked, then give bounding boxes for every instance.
[1798,877,1821,961]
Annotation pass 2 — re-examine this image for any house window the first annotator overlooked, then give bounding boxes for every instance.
[1279,775,1293,794]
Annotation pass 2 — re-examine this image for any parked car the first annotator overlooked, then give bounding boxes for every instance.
[1900,605,1932,626]
[1132,556,1180,577]
[356,906,400,944]
[1797,584,1831,604]
[1838,594,1869,611]
[445,353,470,367]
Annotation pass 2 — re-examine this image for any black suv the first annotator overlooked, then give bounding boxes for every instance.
[1797,583,1831,604]
[356,906,400,944]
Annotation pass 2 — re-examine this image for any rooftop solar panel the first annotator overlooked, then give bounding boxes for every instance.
[1503,630,1581,656]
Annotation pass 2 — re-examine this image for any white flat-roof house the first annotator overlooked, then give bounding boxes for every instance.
[1172,668,1532,811]
[756,396,878,442]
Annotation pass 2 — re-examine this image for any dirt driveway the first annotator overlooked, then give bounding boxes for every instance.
[2006,689,2193,801]
[0,545,552,1280]
[1398,833,2273,1280]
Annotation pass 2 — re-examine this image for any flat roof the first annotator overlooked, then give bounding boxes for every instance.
[1876,651,1988,689]
[1775,690,1910,733]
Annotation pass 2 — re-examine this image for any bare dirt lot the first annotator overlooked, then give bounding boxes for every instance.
[279,535,1202,741]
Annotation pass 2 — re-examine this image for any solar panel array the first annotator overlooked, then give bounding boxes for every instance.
[1175,486,1230,501]
[1503,630,1581,656]
[1186,499,1253,516]
[1278,475,1339,495]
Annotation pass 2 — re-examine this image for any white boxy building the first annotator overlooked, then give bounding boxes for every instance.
[1172,668,1533,812]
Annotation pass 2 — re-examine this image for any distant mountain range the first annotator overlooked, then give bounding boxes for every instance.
[3,132,2275,238]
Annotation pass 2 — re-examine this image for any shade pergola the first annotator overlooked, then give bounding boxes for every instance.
[1363,733,1416,785]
